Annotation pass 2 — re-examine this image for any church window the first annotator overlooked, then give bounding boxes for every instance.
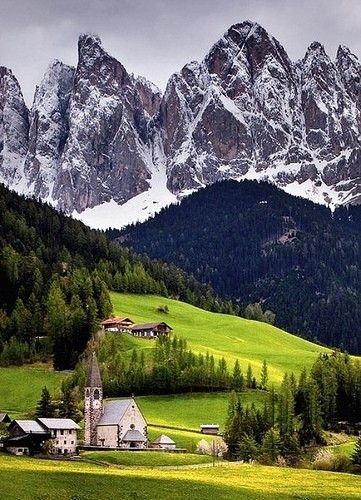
[86,389,90,397]
[130,424,135,429]
[94,389,100,400]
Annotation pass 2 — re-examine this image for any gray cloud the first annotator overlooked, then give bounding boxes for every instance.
[1,0,361,105]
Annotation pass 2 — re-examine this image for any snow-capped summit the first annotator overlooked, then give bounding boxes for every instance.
[1,23,361,228]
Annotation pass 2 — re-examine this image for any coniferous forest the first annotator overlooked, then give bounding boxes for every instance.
[115,180,361,354]
[0,184,233,369]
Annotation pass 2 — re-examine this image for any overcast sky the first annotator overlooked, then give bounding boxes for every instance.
[1,0,361,105]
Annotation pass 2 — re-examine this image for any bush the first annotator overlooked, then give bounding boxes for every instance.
[312,448,352,472]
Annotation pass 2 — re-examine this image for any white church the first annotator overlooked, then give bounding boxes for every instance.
[84,353,147,448]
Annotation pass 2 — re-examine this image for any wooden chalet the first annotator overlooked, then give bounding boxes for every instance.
[101,316,134,332]
[130,322,172,339]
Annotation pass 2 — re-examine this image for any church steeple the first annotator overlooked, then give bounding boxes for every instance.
[84,352,103,446]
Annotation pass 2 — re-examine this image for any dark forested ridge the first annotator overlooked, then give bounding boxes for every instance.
[0,183,232,369]
[113,180,361,354]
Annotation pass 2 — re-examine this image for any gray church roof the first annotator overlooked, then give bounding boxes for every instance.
[122,429,146,442]
[97,399,133,426]
[86,352,102,388]
[153,434,175,445]
[37,418,80,430]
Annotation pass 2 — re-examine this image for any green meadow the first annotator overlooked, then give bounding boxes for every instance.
[1,454,361,500]
[138,391,267,431]
[0,364,66,419]
[81,450,214,466]
[111,292,329,384]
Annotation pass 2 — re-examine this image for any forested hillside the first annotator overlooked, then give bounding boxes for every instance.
[115,180,361,354]
[0,184,232,370]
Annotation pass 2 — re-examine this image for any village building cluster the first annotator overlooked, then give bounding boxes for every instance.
[100,316,172,339]
[0,353,177,456]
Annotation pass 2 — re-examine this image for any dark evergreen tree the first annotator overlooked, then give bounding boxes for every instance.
[35,386,55,418]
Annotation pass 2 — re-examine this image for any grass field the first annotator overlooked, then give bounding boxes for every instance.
[0,364,66,419]
[147,426,220,451]
[81,450,214,466]
[1,453,361,500]
[111,292,329,384]
[328,442,356,457]
[137,391,267,431]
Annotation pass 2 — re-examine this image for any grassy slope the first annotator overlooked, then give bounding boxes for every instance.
[1,454,361,500]
[82,450,214,466]
[0,364,66,419]
[111,292,329,384]
[138,391,266,431]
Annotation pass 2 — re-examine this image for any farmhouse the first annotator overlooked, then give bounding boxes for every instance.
[37,418,80,455]
[131,322,172,338]
[4,418,80,456]
[85,353,147,448]
[5,420,50,455]
[101,316,134,332]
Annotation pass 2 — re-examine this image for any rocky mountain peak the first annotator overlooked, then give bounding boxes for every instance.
[2,23,361,228]
[0,66,29,186]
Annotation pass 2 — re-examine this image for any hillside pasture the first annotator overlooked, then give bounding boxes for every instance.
[111,292,329,384]
[0,364,66,419]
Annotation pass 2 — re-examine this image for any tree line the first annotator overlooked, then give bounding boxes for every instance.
[0,183,235,369]
[224,351,361,466]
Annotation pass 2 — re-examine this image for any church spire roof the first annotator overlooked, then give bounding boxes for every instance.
[86,352,102,387]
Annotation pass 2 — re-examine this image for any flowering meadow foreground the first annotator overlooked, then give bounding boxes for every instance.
[1,453,361,500]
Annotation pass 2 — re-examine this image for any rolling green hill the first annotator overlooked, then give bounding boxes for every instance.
[110,292,329,384]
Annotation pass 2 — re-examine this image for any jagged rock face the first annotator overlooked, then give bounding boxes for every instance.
[162,21,361,205]
[0,67,29,185]
[24,61,75,199]
[54,34,155,212]
[1,23,361,226]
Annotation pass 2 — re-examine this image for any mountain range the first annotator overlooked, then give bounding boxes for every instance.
[1,21,361,228]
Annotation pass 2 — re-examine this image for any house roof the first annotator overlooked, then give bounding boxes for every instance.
[122,429,146,442]
[131,322,172,331]
[86,352,102,388]
[37,418,80,430]
[11,420,48,434]
[97,399,133,426]
[0,413,11,423]
[101,316,133,325]
[153,434,175,445]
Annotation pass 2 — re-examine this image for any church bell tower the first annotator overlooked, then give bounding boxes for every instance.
[84,352,103,446]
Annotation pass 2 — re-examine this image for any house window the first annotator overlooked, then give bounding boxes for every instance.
[64,441,67,445]
[69,430,72,435]
[56,441,59,445]
[71,441,74,445]
[60,430,64,436]
[130,424,135,429]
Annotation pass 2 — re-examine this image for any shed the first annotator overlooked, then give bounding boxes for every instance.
[152,434,176,450]
[200,424,219,435]
[0,413,11,424]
